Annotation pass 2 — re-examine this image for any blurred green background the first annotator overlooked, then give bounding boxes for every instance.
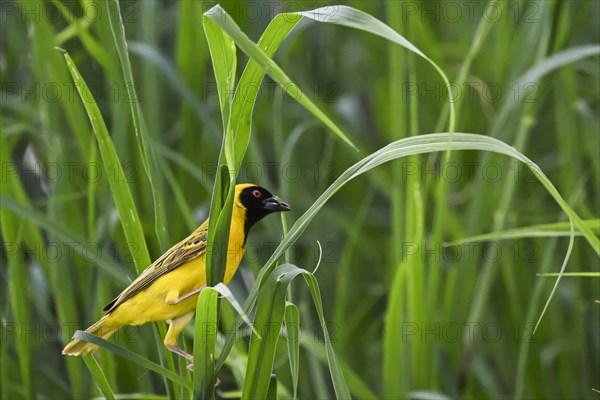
[1,0,599,399]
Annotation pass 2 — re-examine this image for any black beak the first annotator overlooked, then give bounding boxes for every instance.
[262,196,291,212]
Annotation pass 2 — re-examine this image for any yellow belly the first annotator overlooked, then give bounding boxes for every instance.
[110,244,244,326]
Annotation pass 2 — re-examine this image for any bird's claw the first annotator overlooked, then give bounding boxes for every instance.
[184,364,221,387]
[166,286,206,306]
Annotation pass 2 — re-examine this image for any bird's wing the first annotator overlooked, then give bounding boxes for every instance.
[103,222,209,313]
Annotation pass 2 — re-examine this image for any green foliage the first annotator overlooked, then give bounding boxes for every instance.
[61,50,151,272]
[193,287,219,399]
[82,354,116,400]
[1,1,599,399]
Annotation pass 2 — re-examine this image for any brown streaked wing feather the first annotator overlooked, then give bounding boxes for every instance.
[103,223,208,313]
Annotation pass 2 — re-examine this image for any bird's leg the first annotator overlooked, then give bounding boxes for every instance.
[183,364,220,387]
[166,285,206,305]
[166,344,193,362]
[164,312,195,367]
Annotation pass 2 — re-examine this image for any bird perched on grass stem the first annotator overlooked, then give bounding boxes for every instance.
[62,184,290,366]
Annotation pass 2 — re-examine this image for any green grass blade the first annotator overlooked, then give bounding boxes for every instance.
[203,5,358,152]
[295,5,455,132]
[533,221,575,333]
[18,0,90,157]
[0,219,32,398]
[202,12,237,286]
[243,264,350,399]
[515,236,561,397]
[82,355,116,400]
[227,12,301,169]
[153,143,212,191]
[60,50,151,271]
[0,139,33,398]
[514,44,600,106]
[202,15,237,134]
[106,0,168,249]
[301,273,350,399]
[72,331,192,390]
[537,272,599,277]
[205,182,235,287]
[465,46,600,280]
[0,197,129,284]
[384,2,410,394]
[213,283,259,339]
[51,0,118,78]
[435,0,500,131]
[284,303,300,400]
[489,44,600,145]
[92,395,168,400]
[266,375,278,400]
[160,160,196,232]
[261,132,596,270]
[385,185,424,396]
[300,337,377,399]
[193,287,219,399]
[243,264,301,399]
[445,219,600,245]
[128,42,220,142]
[220,132,597,378]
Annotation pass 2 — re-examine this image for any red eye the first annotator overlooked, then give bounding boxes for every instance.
[252,189,261,198]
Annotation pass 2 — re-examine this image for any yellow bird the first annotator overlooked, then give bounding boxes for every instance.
[62,183,290,364]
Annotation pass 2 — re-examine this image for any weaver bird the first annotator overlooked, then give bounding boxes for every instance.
[63,183,290,365]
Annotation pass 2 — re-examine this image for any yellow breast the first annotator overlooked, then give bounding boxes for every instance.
[110,207,248,325]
